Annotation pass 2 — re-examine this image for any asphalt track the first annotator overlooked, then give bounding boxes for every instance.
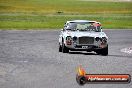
[0,30,132,88]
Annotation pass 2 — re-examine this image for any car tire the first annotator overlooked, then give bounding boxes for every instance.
[96,45,108,56]
[100,45,108,56]
[101,45,108,56]
[59,43,62,52]
[62,42,69,53]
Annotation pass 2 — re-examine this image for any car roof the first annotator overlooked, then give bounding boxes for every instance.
[66,20,100,24]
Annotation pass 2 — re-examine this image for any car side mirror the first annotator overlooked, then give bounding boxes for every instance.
[61,29,64,31]
[64,25,66,27]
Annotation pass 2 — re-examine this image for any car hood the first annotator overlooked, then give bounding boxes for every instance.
[64,31,107,38]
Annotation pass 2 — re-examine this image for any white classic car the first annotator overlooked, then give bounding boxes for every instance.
[59,20,108,55]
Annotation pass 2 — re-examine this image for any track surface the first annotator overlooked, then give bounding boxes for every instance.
[0,30,132,88]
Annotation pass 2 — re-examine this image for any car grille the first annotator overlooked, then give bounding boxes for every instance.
[79,37,94,44]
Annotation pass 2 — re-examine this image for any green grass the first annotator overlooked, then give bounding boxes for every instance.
[0,0,132,29]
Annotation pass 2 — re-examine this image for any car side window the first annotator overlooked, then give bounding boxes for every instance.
[63,23,67,30]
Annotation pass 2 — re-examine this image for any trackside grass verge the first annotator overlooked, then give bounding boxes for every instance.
[0,0,132,29]
[0,15,132,29]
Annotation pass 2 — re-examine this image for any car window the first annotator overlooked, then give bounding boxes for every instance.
[65,22,101,32]
[66,23,77,30]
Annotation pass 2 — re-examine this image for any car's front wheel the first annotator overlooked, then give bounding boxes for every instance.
[96,45,108,56]
[59,43,62,52]
[62,42,69,53]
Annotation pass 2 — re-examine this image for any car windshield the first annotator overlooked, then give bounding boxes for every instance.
[66,22,101,32]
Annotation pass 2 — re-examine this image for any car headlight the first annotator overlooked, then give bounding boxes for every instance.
[102,37,107,42]
[95,37,107,43]
[73,36,77,41]
[66,36,72,40]
[95,37,100,41]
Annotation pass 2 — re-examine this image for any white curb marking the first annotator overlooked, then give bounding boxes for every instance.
[121,47,132,54]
